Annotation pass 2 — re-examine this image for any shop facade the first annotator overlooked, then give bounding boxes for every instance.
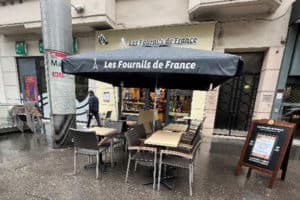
[271,0,300,138]
[0,32,95,121]
[94,23,216,123]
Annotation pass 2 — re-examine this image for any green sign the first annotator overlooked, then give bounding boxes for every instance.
[15,41,27,55]
[73,37,78,53]
[39,40,44,53]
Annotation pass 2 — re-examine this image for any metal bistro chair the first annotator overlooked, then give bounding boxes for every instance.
[101,110,112,126]
[158,139,202,196]
[70,128,106,179]
[180,117,206,145]
[149,120,163,133]
[125,128,157,190]
[103,120,123,166]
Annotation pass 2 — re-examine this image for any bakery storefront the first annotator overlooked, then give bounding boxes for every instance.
[94,23,215,123]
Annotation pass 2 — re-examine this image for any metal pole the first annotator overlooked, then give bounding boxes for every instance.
[153,76,158,132]
[40,0,76,148]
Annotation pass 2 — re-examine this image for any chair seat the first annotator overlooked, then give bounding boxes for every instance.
[132,152,155,162]
[77,148,105,155]
[162,155,192,168]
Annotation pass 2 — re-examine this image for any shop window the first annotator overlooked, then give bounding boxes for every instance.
[122,88,148,113]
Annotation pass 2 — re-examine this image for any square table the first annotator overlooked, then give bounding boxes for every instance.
[144,130,183,148]
[163,123,188,133]
[144,130,183,190]
[88,127,118,137]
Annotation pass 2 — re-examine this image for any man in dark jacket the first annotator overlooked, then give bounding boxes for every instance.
[87,90,101,127]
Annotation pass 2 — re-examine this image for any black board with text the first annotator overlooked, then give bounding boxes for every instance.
[235,119,296,188]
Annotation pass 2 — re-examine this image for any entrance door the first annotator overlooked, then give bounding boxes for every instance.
[214,52,264,136]
[17,57,46,115]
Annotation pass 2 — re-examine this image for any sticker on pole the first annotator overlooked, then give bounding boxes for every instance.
[47,51,76,115]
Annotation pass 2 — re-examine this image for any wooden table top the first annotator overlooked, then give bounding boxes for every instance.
[163,123,188,132]
[144,130,183,148]
[88,127,118,137]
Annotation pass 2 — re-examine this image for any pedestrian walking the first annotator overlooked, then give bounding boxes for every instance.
[87,90,101,127]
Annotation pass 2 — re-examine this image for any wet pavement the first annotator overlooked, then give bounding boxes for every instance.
[1,127,300,200]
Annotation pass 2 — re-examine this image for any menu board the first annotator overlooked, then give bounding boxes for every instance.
[235,119,296,188]
[243,124,287,171]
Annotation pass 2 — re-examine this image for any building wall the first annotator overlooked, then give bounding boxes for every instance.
[0,32,95,120]
[116,0,189,28]
[0,0,296,134]
[200,0,294,136]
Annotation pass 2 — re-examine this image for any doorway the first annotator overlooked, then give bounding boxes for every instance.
[16,57,47,115]
[214,52,264,136]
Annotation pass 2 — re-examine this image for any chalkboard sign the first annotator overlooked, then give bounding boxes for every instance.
[235,119,295,188]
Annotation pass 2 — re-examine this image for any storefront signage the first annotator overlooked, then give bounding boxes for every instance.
[39,40,44,53]
[235,119,296,188]
[128,37,198,47]
[104,60,196,70]
[15,41,27,55]
[47,51,76,114]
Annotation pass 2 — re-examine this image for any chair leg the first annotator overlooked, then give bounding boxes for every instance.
[125,156,131,183]
[96,153,99,179]
[158,155,162,191]
[73,149,77,175]
[191,164,194,183]
[153,152,157,190]
[134,161,138,171]
[189,165,192,196]
[110,142,114,167]
[88,155,91,164]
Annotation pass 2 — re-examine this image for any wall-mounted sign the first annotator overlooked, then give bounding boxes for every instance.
[128,37,198,47]
[235,119,296,188]
[39,40,44,53]
[15,41,27,55]
[103,92,110,102]
[73,37,78,53]
[98,34,108,46]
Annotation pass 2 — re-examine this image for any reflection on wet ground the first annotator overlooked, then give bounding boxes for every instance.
[0,127,300,200]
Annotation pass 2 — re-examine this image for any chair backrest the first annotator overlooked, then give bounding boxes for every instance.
[192,139,202,160]
[105,111,112,119]
[125,128,141,147]
[149,120,163,132]
[104,120,123,133]
[155,120,163,130]
[134,123,147,139]
[70,128,98,150]
[138,109,157,134]
[191,117,206,146]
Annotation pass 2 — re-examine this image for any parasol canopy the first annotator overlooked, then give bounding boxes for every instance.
[62,47,243,90]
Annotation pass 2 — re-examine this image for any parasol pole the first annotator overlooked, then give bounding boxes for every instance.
[152,75,158,132]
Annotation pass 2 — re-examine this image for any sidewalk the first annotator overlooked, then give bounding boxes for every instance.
[0,128,299,200]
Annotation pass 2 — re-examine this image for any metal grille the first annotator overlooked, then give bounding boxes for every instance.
[214,75,259,136]
[283,83,300,103]
[214,52,264,136]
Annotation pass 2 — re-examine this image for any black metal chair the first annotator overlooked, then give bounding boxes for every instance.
[134,123,147,139]
[180,117,206,145]
[70,128,106,179]
[103,120,124,166]
[158,139,202,196]
[124,128,157,189]
[149,120,163,133]
[101,111,112,126]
